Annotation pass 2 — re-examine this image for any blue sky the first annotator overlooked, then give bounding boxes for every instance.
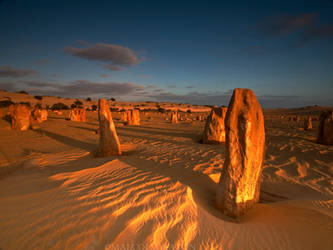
[0,0,333,107]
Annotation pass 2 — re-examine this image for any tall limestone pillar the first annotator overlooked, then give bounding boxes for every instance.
[98,98,121,156]
[216,88,265,218]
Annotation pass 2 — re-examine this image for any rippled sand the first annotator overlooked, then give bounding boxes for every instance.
[0,109,333,249]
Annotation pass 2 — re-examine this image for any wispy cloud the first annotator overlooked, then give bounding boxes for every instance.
[15,80,146,98]
[1,80,330,107]
[0,81,16,91]
[0,66,36,78]
[153,88,164,92]
[260,13,316,37]
[99,74,109,78]
[243,45,266,55]
[64,42,143,71]
[144,91,232,105]
[103,64,124,71]
[36,59,50,64]
[301,24,333,43]
[260,13,333,45]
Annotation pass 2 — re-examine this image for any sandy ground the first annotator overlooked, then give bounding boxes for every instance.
[0,108,333,250]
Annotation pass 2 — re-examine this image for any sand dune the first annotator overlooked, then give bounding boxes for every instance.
[0,109,333,249]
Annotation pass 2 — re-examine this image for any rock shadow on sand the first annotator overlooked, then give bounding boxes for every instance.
[35,129,96,152]
[119,156,288,223]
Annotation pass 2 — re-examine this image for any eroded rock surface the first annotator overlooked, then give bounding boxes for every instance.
[216,88,265,218]
[126,109,140,125]
[98,98,121,156]
[202,107,227,144]
[69,108,86,122]
[171,112,178,124]
[304,116,312,131]
[317,110,333,145]
[32,108,48,123]
[9,104,31,131]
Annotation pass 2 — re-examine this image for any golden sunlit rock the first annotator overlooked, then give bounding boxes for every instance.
[98,98,121,156]
[296,115,301,122]
[216,88,265,218]
[126,109,140,125]
[202,107,227,144]
[317,110,333,145]
[9,104,31,131]
[304,116,312,130]
[171,112,178,124]
[121,111,128,122]
[32,107,48,123]
[69,108,86,122]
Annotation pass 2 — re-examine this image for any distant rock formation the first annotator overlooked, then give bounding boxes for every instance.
[32,107,48,123]
[202,107,227,144]
[69,108,86,122]
[216,88,265,218]
[296,116,301,122]
[121,111,128,122]
[317,110,333,145]
[126,109,140,125]
[171,112,178,124]
[9,104,31,131]
[98,98,121,156]
[304,116,312,130]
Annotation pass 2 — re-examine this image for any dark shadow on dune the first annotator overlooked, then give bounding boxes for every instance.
[35,129,96,152]
[119,156,287,223]
[118,156,237,222]
[116,125,202,143]
[68,125,97,132]
[268,134,317,145]
[48,116,66,120]
[260,190,288,203]
[86,121,99,126]
[2,114,11,123]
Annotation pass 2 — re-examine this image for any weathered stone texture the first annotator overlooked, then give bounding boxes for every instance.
[9,104,31,131]
[317,110,333,145]
[32,108,48,123]
[126,109,140,125]
[216,88,265,218]
[202,107,227,144]
[69,108,86,122]
[171,112,178,124]
[98,98,121,156]
[304,116,312,130]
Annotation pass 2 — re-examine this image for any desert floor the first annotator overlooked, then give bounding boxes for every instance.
[0,110,333,250]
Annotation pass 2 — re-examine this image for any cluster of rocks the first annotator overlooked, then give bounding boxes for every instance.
[202,107,227,144]
[69,108,86,122]
[6,89,333,220]
[9,104,32,131]
[32,107,48,123]
[171,112,178,124]
[125,109,140,125]
[8,104,48,131]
